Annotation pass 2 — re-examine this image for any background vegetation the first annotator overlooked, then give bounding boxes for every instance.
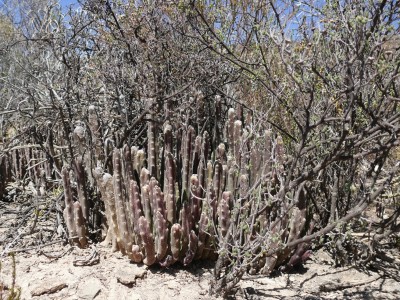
[0,0,399,296]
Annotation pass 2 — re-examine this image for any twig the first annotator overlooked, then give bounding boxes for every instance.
[38,245,73,260]
[319,275,381,292]
[1,240,64,256]
[72,245,100,266]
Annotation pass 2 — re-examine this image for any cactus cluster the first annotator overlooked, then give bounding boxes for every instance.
[0,154,11,198]
[91,123,220,265]
[62,167,88,248]
[60,102,311,272]
[1,144,55,195]
[0,96,311,273]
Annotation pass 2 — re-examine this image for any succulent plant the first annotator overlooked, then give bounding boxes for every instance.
[58,96,312,277]
[62,167,78,246]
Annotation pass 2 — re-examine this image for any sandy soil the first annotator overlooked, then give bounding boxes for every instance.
[1,194,399,300]
[0,243,399,300]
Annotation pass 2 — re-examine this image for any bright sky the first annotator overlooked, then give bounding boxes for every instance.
[60,0,78,7]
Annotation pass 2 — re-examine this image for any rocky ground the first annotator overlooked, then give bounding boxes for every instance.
[1,189,399,300]
[0,243,399,300]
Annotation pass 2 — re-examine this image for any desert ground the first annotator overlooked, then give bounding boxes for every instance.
[1,241,399,299]
[1,194,399,300]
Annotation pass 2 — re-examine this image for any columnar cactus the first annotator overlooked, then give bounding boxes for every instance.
[202,131,211,163]
[233,120,242,167]
[138,216,156,265]
[73,202,88,247]
[190,174,201,225]
[20,149,28,181]
[11,149,19,180]
[147,113,157,177]
[141,184,152,231]
[128,179,143,240]
[218,193,230,237]
[213,95,223,145]
[184,230,198,265]
[134,149,146,175]
[155,211,168,260]
[62,167,88,248]
[0,155,11,197]
[240,129,250,177]
[244,110,252,129]
[181,126,195,202]
[163,122,173,155]
[197,131,210,193]
[179,202,191,261]
[226,156,237,196]
[94,168,119,251]
[249,140,262,187]
[216,143,226,164]
[62,167,78,246]
[168,223,182,265]
[205,161,217,221]
[225,108,236,151]
[123,145,136,237]
[73,157,89,221]
[149,177,168,261]
[192,136,202,174]
[113,149,133,256]
[195,212,209,259]
[131,245,144,262]
[140,167,151,224]
[73,124,86,155]
[164,152,176,224]
[102,138,113,172]
[123,144,135,184]
[149,177,160,216]
[213,162,223,203]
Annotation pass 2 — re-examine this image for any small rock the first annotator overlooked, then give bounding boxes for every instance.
[108,278,135,300]
[116,265,148,286]
[31,279,67,296]
[131,264,148,279]
[77,277,102,299]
